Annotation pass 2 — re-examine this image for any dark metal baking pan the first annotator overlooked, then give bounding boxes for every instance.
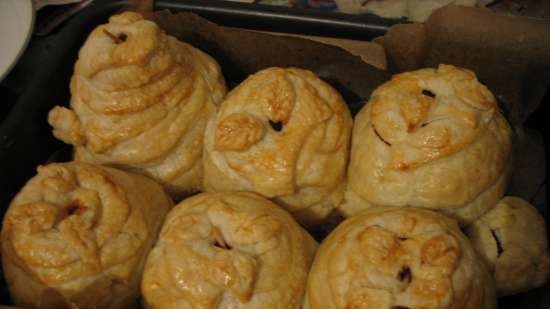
[0,0,547,308]
[154,0,404,39]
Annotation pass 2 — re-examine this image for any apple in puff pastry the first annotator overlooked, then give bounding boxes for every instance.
[48,12,227,198]
[466,196,550,296]
[203,67,353,227]
[141,192,317,309]
[1,162,172,309]
[304,207,496,309]
[342,64,512,225]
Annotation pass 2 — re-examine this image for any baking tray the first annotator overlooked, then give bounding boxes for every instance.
[0,0,401,214]
[0,0,547,308]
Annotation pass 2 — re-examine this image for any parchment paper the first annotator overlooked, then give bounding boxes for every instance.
[376,5,550,125]
[148,10,391,114]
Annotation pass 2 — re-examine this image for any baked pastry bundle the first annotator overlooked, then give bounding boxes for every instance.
[1,8,548,309]
[304,207,496,309]
[334,0,494,22]
[203,67,353,226]
[141,192,317,309]
[342,64,512,225]
[1,162,172,309]
[466,196,550,296]
[48,12,227,198]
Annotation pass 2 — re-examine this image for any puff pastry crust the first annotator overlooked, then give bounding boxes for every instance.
[202,67,353,226]
[335,0,487,22]
[1,162,172,309]
[342,64,512,225]
[466,196,550,296]
[141,192,317,309]
[304,207,496,309]
[48,12,227,197]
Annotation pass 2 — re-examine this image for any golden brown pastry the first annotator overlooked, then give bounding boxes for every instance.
[466,196,550,296]
[141,192,317,309]
[48,12,227,197]
[335,0,489,22]
[1,162,172,309]
[342,64,512,225]
[304,207,496,309]
[202,67,353,226]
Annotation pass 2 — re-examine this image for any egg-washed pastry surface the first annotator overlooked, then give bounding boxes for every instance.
[1,162,172,309]
[342,64,512,225]
[304,207,496,309]
[335,0,493,22]
[466,196,550,296]
[141,192,317,309]
[203,67,353,227]
[48,12,227,198]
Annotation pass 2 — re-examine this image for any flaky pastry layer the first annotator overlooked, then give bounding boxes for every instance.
[203,67,352,226]
[48,12,227,197]
[466,196,550,296]
[1,162,172,309]
[305,207,496,309]
[141,192,317,309]
[342,64,512,225]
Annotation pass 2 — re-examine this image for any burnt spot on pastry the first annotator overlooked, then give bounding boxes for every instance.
[422,89,436,98]
[212,227,231,250]
[103,29,127,44]
[67,200,86,216]
[372,125,391,146]
[397,266,412,283]
[391,306,412,309]
[398,236,408,241]
[67,205,85,216]
[491,229,504,257]
[57,200,87,224]
[117,33,128,42]
[214,241,232,250]
[269,120,283,132]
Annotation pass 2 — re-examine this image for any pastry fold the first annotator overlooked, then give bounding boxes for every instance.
[203,67,353,226]
[466,196,550,296]
[48,12,227,197]
[305,207,496,309]
[141,192,317,309]
[342,64,512,225]
[1,162,172,309]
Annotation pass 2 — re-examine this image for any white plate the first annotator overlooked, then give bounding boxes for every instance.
[0,0,34,81]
